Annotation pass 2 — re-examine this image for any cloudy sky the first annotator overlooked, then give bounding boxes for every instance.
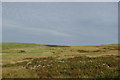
[2,2,118,46]
[0,2,1,24]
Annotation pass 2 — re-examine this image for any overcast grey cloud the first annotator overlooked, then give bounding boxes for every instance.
[2,0,119,2]
[2,2,118,46]
[0,2,2,43]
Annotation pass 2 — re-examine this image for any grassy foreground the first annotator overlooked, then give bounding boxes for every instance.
[2,43,120,78]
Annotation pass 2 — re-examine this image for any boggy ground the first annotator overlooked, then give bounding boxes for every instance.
[1,43,120,78]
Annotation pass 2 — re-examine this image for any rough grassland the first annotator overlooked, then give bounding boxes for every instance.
[2,43,120,78]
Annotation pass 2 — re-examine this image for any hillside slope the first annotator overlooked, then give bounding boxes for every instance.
[2,43,119,78]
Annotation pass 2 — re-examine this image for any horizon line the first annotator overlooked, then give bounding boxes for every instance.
[1,41,119,46]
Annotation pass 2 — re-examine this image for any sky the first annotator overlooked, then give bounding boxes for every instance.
[0,2,2,43]
[1,0,119,2]
[2,2,118,46]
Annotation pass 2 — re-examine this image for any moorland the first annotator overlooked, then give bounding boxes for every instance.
[1,43,120,78]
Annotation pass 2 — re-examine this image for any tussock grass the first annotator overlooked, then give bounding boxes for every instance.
[3,56,119,78]
[2,43,119,78]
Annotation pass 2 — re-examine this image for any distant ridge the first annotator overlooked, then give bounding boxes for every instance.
[44,44,70,47]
